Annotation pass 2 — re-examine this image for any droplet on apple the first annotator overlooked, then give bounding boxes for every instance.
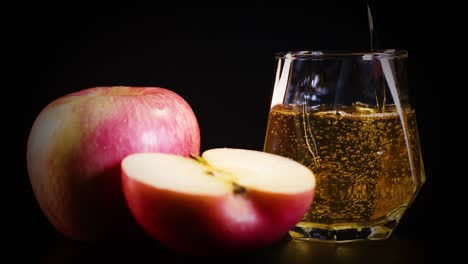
[121,148,316,255]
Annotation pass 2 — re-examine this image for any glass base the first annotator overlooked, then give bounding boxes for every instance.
[289,220,398,242]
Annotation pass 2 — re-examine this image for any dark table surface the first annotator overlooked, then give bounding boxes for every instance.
[8,234,440,263]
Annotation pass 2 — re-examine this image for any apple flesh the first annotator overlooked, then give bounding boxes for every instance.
[121,148,315,255]
[26,86,200,241]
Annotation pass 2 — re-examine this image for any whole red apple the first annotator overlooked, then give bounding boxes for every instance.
[121,148,316,255]
[26,86,200,241]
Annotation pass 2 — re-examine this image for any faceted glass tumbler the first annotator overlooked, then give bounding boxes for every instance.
[263,50,425,242]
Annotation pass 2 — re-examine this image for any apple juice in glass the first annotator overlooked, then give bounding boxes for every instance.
[263,50,425,242]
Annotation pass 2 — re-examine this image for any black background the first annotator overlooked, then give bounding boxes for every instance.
[5,0,454,261]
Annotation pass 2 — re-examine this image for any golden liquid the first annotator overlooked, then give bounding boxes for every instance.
[264,104,424,226]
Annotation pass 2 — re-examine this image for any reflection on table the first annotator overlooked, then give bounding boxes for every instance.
[12,235,431,264]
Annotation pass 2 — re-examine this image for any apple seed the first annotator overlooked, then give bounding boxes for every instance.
[232,183,247,195]
[190,154,247,195]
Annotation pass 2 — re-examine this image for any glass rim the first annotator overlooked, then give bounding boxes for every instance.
[274,49,408,60]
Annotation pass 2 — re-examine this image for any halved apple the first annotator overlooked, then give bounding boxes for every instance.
[121,148,315,255]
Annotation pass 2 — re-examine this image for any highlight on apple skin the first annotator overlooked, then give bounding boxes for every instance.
[121,148,316,255]
[26,86,200,241]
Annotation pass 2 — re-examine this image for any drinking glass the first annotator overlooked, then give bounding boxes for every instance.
[263,50,425,242]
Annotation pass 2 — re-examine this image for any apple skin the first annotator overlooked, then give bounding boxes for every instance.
[26,86,200,241]
[122,173,314,255]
